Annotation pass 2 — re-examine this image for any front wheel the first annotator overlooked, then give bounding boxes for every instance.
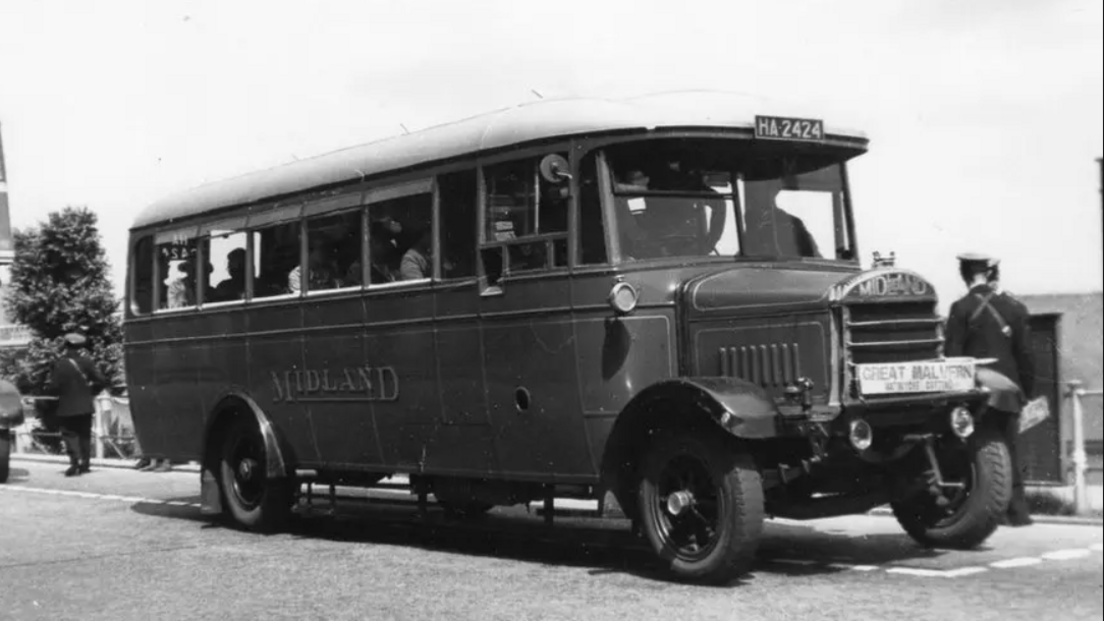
[891,427,1012,549]
[638,431,764,584]
[0,431,11,483]
[217,417,292,532]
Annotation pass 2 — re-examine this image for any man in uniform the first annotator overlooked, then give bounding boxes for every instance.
[944,252,1035,526]
[45,333,108,477]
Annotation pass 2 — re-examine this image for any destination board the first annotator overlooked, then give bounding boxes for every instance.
[857,359,976,395]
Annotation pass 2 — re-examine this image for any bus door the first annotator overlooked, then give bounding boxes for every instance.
[474,153,595,480]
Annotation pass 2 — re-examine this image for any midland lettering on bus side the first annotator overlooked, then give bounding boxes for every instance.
[270,366,399,403]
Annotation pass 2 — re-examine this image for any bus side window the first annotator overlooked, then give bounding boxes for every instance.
[131,236,154,315]
[155,236,198,310]
[367,192,433,285]
[251,220,301,298]
[438,169,477,279]
[201,230,247,303]
[302,211,360,292]
[482,154,569,274]
[578,151,607,265]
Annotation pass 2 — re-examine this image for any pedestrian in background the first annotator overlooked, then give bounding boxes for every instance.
[44,333,108,477]
[944,253,1036,526]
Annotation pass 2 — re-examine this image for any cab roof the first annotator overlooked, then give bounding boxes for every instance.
[131,90,868,230]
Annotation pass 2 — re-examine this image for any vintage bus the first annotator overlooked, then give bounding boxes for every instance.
[124,91,1010,584]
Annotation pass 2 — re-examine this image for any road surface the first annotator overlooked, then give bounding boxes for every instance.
[1,460,1101,621]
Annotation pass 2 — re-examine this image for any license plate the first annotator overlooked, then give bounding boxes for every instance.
[754,115,825,141]
[856,359,976,395]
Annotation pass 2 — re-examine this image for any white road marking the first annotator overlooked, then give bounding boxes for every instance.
[886,567,950,577]
[991,557,1043,569]
[0,485,188,508]
[1090,543,1103,553]
[849,565,880,572]
[1042,549,1091,561]
[943,567,988,577]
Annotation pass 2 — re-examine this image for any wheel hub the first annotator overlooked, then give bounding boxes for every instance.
[666,490,695,516]
[238,458,257,481]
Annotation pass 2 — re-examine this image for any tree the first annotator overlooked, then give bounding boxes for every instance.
[0,206,123,426]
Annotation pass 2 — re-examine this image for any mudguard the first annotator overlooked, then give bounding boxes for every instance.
[621,377,781,439]
[205,391,290,479]
[599,377,780,523]
[975,367,1026,414]
[200,391,290,516]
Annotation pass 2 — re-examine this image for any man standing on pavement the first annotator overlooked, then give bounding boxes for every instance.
[944,253,1036,526]
[45,333,107,477]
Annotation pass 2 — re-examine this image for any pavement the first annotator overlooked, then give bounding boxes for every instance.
[2,459,1102,621]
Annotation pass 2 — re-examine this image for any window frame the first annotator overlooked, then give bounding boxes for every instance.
[475,149,573,287]
[128,234,156,317]
[197,215,249,309]
[434,166,481,284]
[363,178,435,290]
[245,201,303,303]
[152,225,201,315]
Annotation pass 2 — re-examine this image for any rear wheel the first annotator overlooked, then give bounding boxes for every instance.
[638,431,764,584]
[0,431,11,483]
[891,427,1011,549]
[217,417,292,532]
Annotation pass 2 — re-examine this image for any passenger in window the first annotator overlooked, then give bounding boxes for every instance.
[357,224,400,285]
[615,169,650,192]
[288,245,340,293]
[766,189,822,259]
[211,248,247,302]
[399,228,431,281]
[168,261,203,308]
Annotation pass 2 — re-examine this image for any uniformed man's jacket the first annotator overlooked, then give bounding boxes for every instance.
[45,354,107,418]
[944,284,1035,399]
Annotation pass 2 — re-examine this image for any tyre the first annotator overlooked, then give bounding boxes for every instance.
[638,431,764,584]
[217,417,292,532]
[0,431,11,484]
[891,427,1012,549]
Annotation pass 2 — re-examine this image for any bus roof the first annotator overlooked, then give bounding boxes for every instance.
[131,90,868,230]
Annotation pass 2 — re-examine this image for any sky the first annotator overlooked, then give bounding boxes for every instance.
[1,0,1101,315]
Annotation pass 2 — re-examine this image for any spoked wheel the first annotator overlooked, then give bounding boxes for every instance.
[891,427,1012,549]
[218,417,292,532]
[638,432,764,584]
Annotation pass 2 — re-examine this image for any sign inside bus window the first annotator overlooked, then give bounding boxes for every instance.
[270,366,399,403]
[754,115,825,141]
[159,243,195,261]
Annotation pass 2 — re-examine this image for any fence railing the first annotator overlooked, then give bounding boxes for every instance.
[1067,381,1102,515]
[14,394,137,460]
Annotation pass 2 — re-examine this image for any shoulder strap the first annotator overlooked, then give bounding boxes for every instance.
[968,292,1012,337]
[67,357,90,385]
